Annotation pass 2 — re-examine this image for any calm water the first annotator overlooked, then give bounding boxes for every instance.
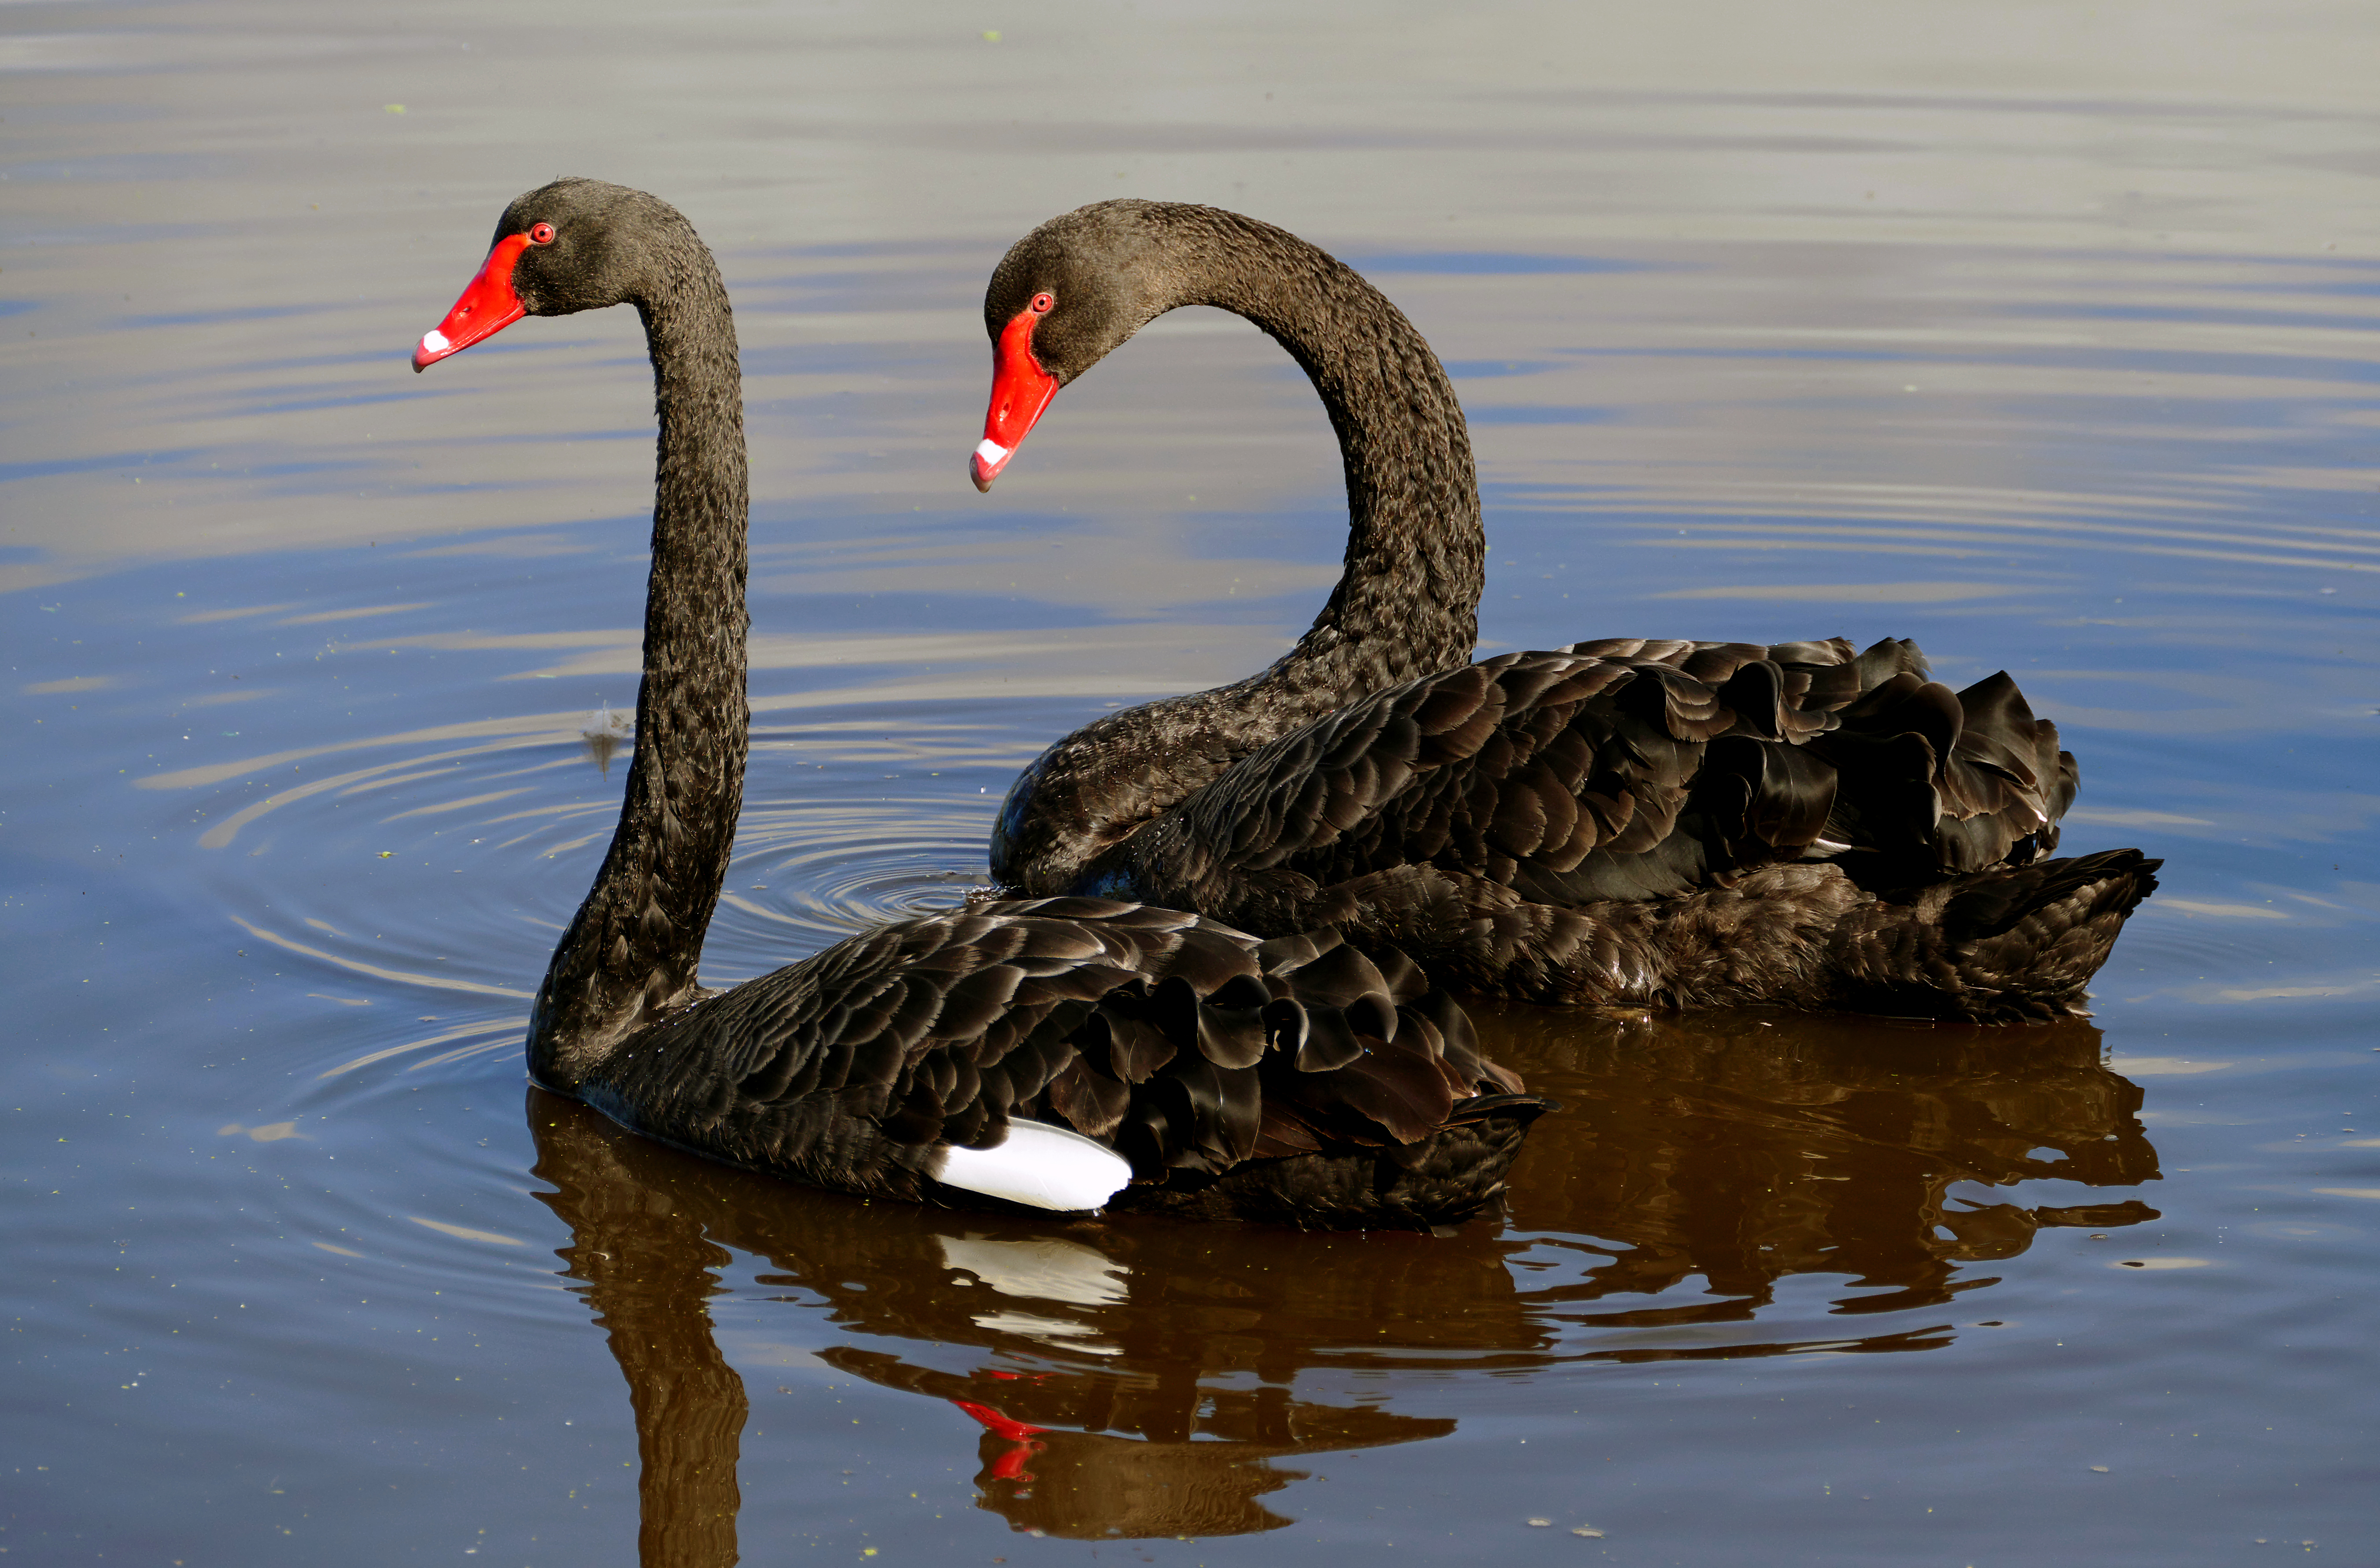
[7,2,2377,1563]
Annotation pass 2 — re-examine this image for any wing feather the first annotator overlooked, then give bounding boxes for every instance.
[1085,629,2070,930]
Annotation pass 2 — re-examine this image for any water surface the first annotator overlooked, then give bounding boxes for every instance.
[6,3,2376,1563]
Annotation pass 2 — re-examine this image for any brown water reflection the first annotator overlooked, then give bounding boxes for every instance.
[1480,1006,2163,1327]
[526,1008,2155,1559]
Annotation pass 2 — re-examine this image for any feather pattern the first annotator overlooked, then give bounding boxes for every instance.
[1077,637,2147,1021]
[1105,638,2064,908]
[581,900,1539,1224]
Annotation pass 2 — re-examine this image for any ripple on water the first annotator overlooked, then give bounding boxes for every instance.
[705,791,996,974]
[159,703,1011,1092]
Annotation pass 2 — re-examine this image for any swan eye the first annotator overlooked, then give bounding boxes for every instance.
[1029,292,1054,314]
[528,222,557,245]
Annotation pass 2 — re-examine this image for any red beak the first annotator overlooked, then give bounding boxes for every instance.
[970,308,1059,491]
[412,232,533,371]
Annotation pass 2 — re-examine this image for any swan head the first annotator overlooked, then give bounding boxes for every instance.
[412,179,697,371]
[970,200,1181,488]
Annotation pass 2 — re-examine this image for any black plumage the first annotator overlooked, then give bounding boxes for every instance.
[969,202,2157,1021]
[410,180,1546,1227]
[598,899,1537,1228]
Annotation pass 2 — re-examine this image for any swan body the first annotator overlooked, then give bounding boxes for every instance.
[567,896,1541,1227]
[968,202,2156,1022]
[410,180,1545,1227]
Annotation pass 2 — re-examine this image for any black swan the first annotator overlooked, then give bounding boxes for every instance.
[967,201,2157,1022]
[408,180,1548,1228]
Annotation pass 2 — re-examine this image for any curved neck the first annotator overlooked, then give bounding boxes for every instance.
[530,240,749,1086]
[1188,214,1483,709]
[989,214,1484,893]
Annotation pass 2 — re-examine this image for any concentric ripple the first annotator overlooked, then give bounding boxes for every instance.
[140,695,1015,1090]
[703,791,999,977]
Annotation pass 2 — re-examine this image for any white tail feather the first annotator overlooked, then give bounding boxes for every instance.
[932,1120,1133,1212]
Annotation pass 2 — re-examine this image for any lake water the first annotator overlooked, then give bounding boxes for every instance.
[6,2,2376,1563]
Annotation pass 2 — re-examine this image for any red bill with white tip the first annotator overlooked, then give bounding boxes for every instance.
[970,303,1059,490]
[412,231,534,371]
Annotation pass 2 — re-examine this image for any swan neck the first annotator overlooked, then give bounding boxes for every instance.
[529,239,749,1086]
[1191,221,1483,692]
[985,213,1488,894]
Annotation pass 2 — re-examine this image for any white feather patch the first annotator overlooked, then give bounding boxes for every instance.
[932,1120,1132,1211]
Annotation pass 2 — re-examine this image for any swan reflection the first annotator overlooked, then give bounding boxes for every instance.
[1479,1005,2162,1333]
[526,1006,2157,1560]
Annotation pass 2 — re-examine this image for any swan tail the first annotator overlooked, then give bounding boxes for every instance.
[1809,667,2078,884]
[1827,847,2163,1022]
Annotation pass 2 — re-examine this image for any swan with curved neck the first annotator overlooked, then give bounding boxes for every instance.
[967,201,2157,1021]
[408,180,1547,1227]
[973,203,1484,892]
